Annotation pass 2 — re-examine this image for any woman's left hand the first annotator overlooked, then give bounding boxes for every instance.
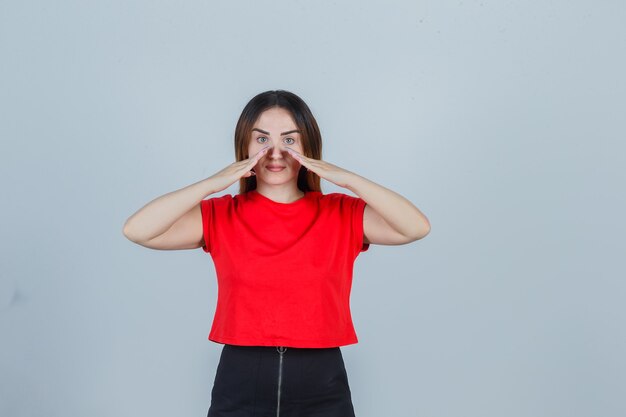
[285,148,355,188]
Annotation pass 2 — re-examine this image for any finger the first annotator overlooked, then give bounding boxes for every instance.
[255,146,271,158]
[288,154,307,168]
[284,147,300,155]
[245,147,270,167]
[283,148,315,171]
[251,147,270,162]
[244,146,270,161]
[285,147,306,161]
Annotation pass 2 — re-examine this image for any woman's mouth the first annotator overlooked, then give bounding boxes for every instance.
[266,165,285,172]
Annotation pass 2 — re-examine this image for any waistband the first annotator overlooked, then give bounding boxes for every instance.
[223,344,341,354]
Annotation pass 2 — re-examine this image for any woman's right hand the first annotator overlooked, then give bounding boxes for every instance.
[207,145,270,193]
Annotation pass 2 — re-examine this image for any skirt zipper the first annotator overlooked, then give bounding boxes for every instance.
[276,346,287,417]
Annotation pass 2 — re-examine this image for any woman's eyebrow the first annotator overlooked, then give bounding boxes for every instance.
[252,128,301,136]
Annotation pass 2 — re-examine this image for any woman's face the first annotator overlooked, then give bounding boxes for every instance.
[248,107,304,187]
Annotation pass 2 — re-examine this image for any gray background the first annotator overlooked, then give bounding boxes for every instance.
[1,1,624,416]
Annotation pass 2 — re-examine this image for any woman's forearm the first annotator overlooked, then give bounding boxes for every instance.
[281,147,429,240]
[345,172,430,239]
[123,147,268,244]
[122,176,219,243]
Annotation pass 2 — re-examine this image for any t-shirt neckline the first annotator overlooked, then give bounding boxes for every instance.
[248,189,312,206]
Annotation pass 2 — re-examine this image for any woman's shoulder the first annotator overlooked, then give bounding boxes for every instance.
[201,193,235,208]
[318,191,361,203]
[315,192,364,211]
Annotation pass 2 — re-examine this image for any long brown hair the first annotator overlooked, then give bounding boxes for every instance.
[235,90,323,194]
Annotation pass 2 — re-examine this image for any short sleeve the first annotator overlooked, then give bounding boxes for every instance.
[338,194,369,255]
[352,197,370,253]
[200,199,213,253]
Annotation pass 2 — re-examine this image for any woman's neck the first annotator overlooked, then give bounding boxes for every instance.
[254,185,305,203]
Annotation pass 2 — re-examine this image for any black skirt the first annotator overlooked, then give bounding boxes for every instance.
[207,344,356,417]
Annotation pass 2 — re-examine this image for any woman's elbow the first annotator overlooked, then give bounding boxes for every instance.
[407,221,431,242]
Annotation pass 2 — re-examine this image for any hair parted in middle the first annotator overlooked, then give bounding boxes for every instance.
[234,90,322,194]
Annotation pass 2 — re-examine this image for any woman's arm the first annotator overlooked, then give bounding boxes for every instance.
[284,147,430,245]
[122,176,219,246]
[123,146,270,248]
[345,173,430,245]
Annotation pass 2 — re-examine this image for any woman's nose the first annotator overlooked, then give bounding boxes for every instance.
[268,144,285,158]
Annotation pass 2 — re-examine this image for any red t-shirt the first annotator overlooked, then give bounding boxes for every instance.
[200,189,369,348]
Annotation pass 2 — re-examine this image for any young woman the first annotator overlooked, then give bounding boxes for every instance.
[123,90,430,417]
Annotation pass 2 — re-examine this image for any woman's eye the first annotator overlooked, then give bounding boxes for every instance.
[257,136,268,143]
[284,137,295,145]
